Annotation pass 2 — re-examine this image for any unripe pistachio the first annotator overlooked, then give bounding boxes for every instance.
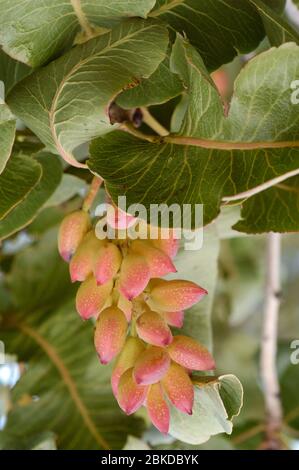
[107,207,136,229]
[75,276,113,320]
[69,231,103,283]
[162,362,194,415]
[167,335,215,371]
[119,253,150,301]
[163,311,184,328]
[58,210,91,262]
[151,229,179,259]
[136,310,172,347]
[111,337,145,398]
[117,368,148,415]
[117,293,133,322]
[131,239,176,278]
[93,242,122,285]
[133,346,170,385]
[147,383,170,434]
[94,306,127,364]
[149,279,207,312]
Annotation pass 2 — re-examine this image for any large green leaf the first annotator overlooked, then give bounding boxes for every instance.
[265,0,286,12]
[168,375,243,445]
[116,52,184,108]
[7,19,168,168]
[0,230,144,450]
[281,363,299,431]
[43,174,88,208]
[167,225,220,350]
[160,224,242,443]
[0,0,156,67]
[0,152,62,240]
[0,304,144,450]
[234,176,299,233]
[149,0,267,71]
[249,0,299,46]
[123,436,151,450]
[7,228,74,313]
[0,49,31,96]
[0,153,42,220]
[0,430,57,450]
[88,37,299,232]
[0,102,15,174]
[157,435,235,450]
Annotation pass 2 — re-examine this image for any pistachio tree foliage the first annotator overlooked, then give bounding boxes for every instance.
[0,0,299,450]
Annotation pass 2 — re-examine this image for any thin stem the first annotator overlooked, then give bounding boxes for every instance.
[222,167,299,202]
[141,107,169,136]
[260,232,283,449]
[82,176,103,212]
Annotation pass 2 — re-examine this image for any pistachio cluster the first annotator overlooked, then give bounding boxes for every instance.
[58,209,215,433]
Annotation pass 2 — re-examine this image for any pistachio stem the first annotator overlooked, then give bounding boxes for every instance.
[82,176,103,212]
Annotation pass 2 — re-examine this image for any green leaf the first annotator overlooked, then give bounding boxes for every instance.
[0,229,145,449]
[0,102,15,174]
[165,231,244,443]
[116,52,184,108]
[8,227,74,312]
[250,0,299,46]
[0,153,42,220]
[281,363,299,431]
[123,436,151,450]
[7,19,168,168]
[0,430,57,450]
[219,374,244,420]
[30,433,57,450]
[43,174,88,208]
[168,375,243,445]
[158,435,235,450]
[28,207,65,236]
[0,152,62,240]
[0,386,10,422]
[0,49,31,96]
[0,0,156,67]
[88,38,299,231]
[0,300,144,449]
[170,94,189,133]
[149,0,267,71]
[168,225,219,350]
[265,0,286,12]
[0,280,12,314]
[0,241,145,450]
[233,176,299,233]
[214,205,247,240]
